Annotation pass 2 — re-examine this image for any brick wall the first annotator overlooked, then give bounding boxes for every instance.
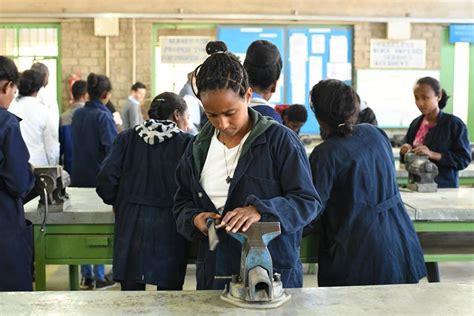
[60,19,153,115]
[353,22,442,86]
[60,19,442,114]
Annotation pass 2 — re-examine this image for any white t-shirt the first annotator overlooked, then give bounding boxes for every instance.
[9,96,60,167]
[37,87,60,141]
[200,129,250,210]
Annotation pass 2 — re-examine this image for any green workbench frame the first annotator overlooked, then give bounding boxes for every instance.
[397,177,474,186]
[34,225,114,291]
[33,220,474,290]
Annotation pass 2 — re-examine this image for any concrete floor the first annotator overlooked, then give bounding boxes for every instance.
[39,262,474,291]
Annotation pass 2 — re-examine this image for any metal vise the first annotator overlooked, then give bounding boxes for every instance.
[404,152,439,192]
[220,222,290,309]
[34,166,71,212]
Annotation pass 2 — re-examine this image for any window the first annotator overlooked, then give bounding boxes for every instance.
[0,24,61,108]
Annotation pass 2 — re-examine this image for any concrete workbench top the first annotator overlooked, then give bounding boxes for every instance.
[23,188,474,225]
[400,188,474,221]
[0,282,472,315]
[24,187,114,224]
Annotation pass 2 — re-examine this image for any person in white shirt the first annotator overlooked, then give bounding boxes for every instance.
[9,69,59,166]
[31,62,60,141]
[121,82,146,130]
[179,71,203,134]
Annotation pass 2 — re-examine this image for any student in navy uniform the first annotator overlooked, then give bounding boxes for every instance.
[71,73,118,290]
[243,40,283,123]
[173,41,321,290]
[59,80,87,174]
[275,104,308,135]
[97,92,192,291]
[400,77,471,188]
[0,56,35,291]
[307,79,426,286]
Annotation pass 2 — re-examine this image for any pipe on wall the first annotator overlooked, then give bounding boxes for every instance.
[0,13,473,24]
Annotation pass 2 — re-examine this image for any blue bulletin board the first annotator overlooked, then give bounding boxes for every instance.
[286,27,353,134]
[218,26,353,134]
[217,26,285,104]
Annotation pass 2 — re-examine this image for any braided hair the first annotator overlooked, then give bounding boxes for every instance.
[193,41,250,99]
[310,79,359,138]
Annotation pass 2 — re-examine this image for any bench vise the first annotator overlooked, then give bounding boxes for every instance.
[220,222,291,309]
[404,152,439,192]
[34,166,71,212]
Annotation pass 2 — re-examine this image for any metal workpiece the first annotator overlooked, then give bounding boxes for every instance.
[1,283,473,315]
[221,222,291,309]
[24,187,114,225]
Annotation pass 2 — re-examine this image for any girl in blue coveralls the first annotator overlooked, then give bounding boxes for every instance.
[308,79,426,286]
[400,77,471,188]
[243,40,283,123]
[97,92,192,291]
[173,41,321,290]
[72,73,118,290]
[0,56,35,291]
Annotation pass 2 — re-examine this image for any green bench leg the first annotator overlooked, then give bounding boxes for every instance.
[69,265,80,290]
[34,226,46,291]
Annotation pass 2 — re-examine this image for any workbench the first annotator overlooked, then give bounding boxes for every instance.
[0,282,472,315]
[25,188,474,291]
[24,188,114,291]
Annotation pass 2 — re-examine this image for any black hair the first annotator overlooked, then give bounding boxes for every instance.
[310,79,359,138]
[193,41,250,99]
[282,104,308,123]
[357,107,378,126]
[0,56,19,85]
[18,69,44,97]
[416,77,450,109]
[244,40,282,91]
[131,81,146,91]
[71,80,87,101]
[148,92,187,121]
[30,62,49,86]
[87,73,112,100]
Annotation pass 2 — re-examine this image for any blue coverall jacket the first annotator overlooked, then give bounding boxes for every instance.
[173,108,321,290]
[97,120,192,288]
[71,99,118,187]
[0,108,35,291]
[402,111,471,188]
[309,124,427,286]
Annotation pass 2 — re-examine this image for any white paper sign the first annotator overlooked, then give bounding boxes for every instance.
[329,35,348,63]
[311,34,326,54]
[289,33,308,61]
[160,36,212,64]
[370,39,426,68]
[309,56,323,87]
[291,60,307,104]
[327,62,352,81]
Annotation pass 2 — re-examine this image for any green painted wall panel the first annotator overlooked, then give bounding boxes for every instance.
[468,43,474,141]
[440,28,455,115]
